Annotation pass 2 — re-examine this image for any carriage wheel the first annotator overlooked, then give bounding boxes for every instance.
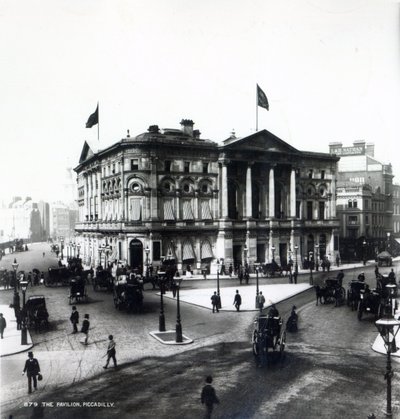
[357,301,363,320]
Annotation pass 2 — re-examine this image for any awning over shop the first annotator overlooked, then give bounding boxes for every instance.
[201,240,213,259]
[201,200,212,220]
[182,200,194,220]
[182,241,195,261]
[163,199,175,220]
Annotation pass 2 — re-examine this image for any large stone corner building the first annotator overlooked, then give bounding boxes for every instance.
[74,119,340,273]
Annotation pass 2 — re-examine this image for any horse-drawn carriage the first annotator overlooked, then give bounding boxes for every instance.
[263,261,287,278]
[25,296,49,331]
[357,286,384,320]
[347,280,366,311]
[69,277,88,304]
[93,269,114,292]
[46,266,70,287]
[315,277,346,306]
[113,282,143,312]
[376,274,398,298]
[252,313,286,366]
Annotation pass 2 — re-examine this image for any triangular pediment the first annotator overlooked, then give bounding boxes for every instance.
[223,129,299,154]
[79,140,98,164]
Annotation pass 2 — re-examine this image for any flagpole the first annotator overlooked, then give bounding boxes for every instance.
[256,85,258,132]
[97,102,100,141]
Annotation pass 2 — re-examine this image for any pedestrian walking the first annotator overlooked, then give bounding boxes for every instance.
[81,314,90,345]
[43,252,45,258]
[22,351,41,394]
[233,290,242,311]
[70,306,79,334]
[201,375,219,419]
[211,292,220,313]
[292,270,298,284]
[257,291,265,312]
[103,335,117,369]
[0,313,6,338]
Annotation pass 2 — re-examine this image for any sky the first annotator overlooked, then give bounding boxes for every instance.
[0,0,399,204]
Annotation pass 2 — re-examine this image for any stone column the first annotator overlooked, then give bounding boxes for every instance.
[84,173,89,221]
[290,168,296,218]
[97,170,102,220]
[221,161,229,218]
[330,180,336,218]
[120,158,125,220]
[246,163,253,218]
[269,166,275,218]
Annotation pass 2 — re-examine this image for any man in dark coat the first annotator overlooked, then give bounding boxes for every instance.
[70,306,79,334]
[0,313,6,338]
[103,335,117,369]
[211,292,220,313]
[233,290,242,311]
[201,375,219,419]
[22,351,41,393]
[81,314,90,345]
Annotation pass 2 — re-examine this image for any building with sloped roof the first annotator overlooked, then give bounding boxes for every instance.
[74,119,339,273]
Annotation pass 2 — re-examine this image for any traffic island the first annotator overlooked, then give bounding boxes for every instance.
[149,330,193,345]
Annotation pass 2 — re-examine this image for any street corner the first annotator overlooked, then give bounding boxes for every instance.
[149,330,193,345]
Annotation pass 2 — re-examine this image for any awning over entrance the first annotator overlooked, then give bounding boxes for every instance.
[182,241,195,261]
[201,240,213,259]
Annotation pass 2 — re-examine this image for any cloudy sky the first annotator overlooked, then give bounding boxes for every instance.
[1,0,399,204]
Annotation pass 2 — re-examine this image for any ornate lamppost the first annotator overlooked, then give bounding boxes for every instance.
[145,245,150,279]
[309,250,314,285]
[254,263,260,309]
[387,232,391,252]
[244,243,248,266]
[77,243,81,258]
[159,276,166,332]
[363,240,367,266]
[20,279,28,345]
[174,276,183,343]
[315,244,319,271]
[375,310,400,418]
[216,259,221,309]
[12,258,19,293]
[294,244,299,275]
[60,237,64,260]
[271,245,275,262]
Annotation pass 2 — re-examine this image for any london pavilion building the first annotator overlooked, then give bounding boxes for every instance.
[74,119,340,274]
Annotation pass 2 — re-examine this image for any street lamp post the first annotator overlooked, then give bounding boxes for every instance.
[216,259,222,309]
[288,250,293,283]
[77,243,81,258]
[309,251,314,285]
[174,277,183,343]
[20,279,28,345]
[387,232,391,252]
[254,263,260,309]
[315,244,319,271]
[244,244,248,266]
[363,240,367,266]
[12,258,19,293]
[60,238,64,260]
[294,245,299,275]
[375,311,400,418]
[271,245,275,262]
[159,277,166,332]
[145,245,150,279]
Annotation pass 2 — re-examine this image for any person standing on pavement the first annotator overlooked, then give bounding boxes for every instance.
[0,313,6,338]
[81,314,90,345]
[201,375,219,419]
[211,292,220,313]
[70,306,79,334]
[22,351,41,394]
[257,291,265,312]
[103,335,117,369]
[233,290,242,311]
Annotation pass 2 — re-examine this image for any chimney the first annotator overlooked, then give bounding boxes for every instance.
[193,129,201,139]
[366,143,375,157]
[180,119,194,137]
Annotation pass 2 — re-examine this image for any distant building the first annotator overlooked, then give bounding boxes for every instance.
[50,203,77,240]
[37,201,50,240]
[330,141,395,260]
[74,119,340,272]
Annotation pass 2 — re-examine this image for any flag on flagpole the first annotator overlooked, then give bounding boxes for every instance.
[257,84,269,111]
[86,104,99,128]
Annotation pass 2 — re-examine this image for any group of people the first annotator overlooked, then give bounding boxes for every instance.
[0,269,45,290]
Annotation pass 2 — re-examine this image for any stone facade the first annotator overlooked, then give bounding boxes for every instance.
[74,120,340,273]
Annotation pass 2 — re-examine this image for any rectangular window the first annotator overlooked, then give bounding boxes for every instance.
[348,201,353,208]
[319,202,325,220]
[184,161,190,173]
[202,162,208,174]
[296,201,301,218]
[349,215,358,224]
[321,170,325,179]
[308,170,313,179]
[307,201,313,220]
[353,200,358,208]
[131,159,139,170]
[165,160,171,172]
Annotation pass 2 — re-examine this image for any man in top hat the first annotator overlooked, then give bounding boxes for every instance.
[22,352,41,393]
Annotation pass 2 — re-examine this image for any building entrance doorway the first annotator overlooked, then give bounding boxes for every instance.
[130,239,143,272]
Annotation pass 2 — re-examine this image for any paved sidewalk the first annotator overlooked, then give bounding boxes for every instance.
[0,304,33,357]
